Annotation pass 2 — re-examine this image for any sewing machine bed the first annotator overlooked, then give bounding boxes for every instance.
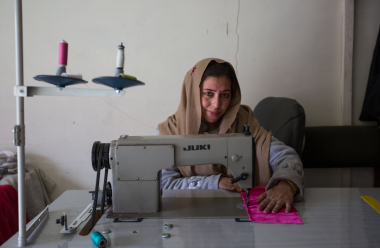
[108,189,247,220]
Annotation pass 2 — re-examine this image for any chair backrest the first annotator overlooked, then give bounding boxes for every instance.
[301,126,380,168]
[253,97,306,157]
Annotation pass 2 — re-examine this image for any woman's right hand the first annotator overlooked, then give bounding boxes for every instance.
[218,177,245,192]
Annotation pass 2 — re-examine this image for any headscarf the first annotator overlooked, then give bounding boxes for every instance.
[158,58,272,186]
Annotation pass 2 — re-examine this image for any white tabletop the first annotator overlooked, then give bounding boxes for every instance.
[3,188,380,247]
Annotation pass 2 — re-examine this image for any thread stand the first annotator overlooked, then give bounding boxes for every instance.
[92,76,145,92]
[34,75,87,88]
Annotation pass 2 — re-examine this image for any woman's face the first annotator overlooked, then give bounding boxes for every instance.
[200,76,232,125]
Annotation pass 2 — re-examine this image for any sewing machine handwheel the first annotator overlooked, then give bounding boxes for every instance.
[91,141,101,171]
[91,142,111,171]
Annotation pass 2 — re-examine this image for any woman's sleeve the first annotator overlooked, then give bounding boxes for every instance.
[157,127,222,189]
[161,168,221,189]
[265,136,305,201]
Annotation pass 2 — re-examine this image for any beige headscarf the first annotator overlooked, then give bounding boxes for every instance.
[158,58,272,186]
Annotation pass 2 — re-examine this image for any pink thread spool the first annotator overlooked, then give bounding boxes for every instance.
[59,40,68,66]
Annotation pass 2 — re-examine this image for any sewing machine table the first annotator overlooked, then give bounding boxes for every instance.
[2,188,380,247]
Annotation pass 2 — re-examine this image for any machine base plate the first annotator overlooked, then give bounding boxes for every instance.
[107,196,248,219]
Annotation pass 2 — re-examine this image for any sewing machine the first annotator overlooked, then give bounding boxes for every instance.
[89,125,254,225]
[7,127,380,247]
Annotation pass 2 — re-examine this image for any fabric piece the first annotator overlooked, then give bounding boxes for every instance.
[158,58,272,186]
[0,185,30,245]
[30,166,55,204]
[0,151,17,169]
[0,167,51,219]
[240,186,303,224]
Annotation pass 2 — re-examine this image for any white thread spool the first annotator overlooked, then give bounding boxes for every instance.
[116,42,125,69]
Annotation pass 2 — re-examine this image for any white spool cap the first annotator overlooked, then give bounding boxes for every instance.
[116,42,125,69]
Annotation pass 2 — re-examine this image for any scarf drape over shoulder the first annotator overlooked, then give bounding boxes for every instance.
[158,58,272,186]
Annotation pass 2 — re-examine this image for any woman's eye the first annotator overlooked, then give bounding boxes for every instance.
[205,92,213,97]
[222,94,230,98]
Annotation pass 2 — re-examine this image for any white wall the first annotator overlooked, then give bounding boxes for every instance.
[352,0,380,126]
[0,0,345,201]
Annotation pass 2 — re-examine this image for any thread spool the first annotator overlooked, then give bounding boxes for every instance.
[116,42,125,69]
[59,40,68,66]
[91,231,107,248]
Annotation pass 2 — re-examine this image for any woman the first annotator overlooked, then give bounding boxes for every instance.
[158,58,305,214]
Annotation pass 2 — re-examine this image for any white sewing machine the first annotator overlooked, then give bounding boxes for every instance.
[88,125,255,227]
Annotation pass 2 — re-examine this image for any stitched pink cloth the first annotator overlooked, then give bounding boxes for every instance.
[240,186,303,224]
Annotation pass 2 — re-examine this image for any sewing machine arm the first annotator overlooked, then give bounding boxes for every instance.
[91,128,255,215]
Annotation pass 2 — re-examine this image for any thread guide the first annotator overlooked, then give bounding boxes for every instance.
[33,75,87,88]
[92,77,145,91]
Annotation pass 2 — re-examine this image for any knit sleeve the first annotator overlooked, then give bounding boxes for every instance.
[161,168,221,189]
[266,136,305,201]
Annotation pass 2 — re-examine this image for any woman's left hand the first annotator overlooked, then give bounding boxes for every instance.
[256,181,294,213]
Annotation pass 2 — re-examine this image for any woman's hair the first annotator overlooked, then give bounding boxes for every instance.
[200,60,238,99]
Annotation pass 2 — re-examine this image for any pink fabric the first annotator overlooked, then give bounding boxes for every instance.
[0,185,30,245]
[240,186,303,224]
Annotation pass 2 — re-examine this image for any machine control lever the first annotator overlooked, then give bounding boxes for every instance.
[231,173,248,184]
[56,212,72,231]
[56,216,64,226]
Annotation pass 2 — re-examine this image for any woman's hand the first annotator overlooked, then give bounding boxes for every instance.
[218,177,245,192]
[256,180,294,213]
